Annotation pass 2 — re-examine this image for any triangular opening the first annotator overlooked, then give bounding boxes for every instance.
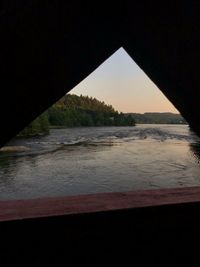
[1,48,199,201]
[72,47,179,114]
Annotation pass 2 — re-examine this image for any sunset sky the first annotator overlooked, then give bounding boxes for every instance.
[71,48,179,114]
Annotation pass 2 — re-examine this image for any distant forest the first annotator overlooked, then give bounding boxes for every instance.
[19,94,135,136]
[128,112,187,124]
[19,94,187,137]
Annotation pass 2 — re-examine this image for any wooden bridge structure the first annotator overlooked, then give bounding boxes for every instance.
[0,2,199,266]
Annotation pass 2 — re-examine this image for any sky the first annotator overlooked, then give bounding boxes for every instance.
[71,48,179,114]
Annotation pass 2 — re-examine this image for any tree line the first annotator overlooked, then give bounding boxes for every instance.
[19,94,135,136]
[127,112,187,124]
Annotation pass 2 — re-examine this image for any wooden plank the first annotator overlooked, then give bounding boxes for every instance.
[1,186,200,222]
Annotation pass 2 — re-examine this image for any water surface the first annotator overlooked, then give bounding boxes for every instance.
[0,124,200,200]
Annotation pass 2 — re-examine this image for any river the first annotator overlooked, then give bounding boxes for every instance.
[0,124,200,200]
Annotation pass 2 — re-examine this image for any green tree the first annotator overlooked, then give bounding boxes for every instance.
[20,93,136,137]
[19,112,49,136]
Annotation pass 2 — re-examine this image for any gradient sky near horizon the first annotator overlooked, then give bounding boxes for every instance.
[71,48,179,113]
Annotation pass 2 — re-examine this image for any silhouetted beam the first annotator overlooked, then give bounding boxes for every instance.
[1,187,200,222]
[0,2,122,146]
[123,2,200,134]
[1,187,200,265]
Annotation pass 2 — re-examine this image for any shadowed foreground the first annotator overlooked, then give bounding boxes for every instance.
[1,187,200,266]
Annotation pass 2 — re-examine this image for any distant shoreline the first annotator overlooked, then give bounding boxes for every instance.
[49,123,187,130]
[125,112,186,125]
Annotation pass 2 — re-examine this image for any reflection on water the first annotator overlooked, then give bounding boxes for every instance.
[188,128,200,163]
[190,142,200,163]
[0,124,200,200]
[0,156,15,185]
